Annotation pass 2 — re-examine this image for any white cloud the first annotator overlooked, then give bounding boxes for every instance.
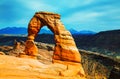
[15,19,28,25]
[63,11,103,24]
[17,0,58,12]
[56,0,95,8]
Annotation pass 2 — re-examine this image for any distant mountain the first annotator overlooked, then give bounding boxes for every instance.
[69,29,78,34]
[0,27,53,34]
[88,29,120,50]
[38,29,53,34]
[0,27,96,35]
[78,30,96,35]
[0,27,27,34]
[69,29,96,35]
[73,29,120,53]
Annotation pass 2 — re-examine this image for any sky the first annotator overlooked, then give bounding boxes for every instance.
[0,0,120,32]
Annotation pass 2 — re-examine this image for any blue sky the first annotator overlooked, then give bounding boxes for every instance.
[0,0,120,32]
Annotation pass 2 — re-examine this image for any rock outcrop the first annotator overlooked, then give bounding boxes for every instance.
[23,12,85,77]
[0,51,5,55]
[79,49,120,79]
[13,40,20,50]
[0,55,86,79]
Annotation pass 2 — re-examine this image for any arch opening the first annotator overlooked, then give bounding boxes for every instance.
[36,26,54,44]
[38,26,53,34]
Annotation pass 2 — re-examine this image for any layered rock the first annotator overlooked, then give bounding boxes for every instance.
[53,30,81,63]
[23,12,85,77]
[0,55,86,79]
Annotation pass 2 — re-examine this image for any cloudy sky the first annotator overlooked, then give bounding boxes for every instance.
[0,0,120,32]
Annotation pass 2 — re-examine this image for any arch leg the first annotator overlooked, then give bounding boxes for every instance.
[23,17,42,58]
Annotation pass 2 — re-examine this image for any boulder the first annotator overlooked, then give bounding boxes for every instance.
[0,51,5,55]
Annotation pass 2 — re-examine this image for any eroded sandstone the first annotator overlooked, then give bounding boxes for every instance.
[0,55,87,79]
[23,12,86,77]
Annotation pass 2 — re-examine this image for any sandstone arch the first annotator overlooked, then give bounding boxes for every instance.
[23,12,85,77]
[24,12,81,62]
[24,12,81,63]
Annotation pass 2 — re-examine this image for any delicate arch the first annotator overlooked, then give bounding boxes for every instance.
[24,12,81,63]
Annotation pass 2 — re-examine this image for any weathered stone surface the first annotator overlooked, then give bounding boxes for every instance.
[53,60,86,77]
[0,55,86,79]
[24,40,38,58]
[24,12,85,77]
[0,51,5,55]
[13,40,20,50]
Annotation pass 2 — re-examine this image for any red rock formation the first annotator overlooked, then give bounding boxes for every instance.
[13,40,20,50]
[23,12,85,77]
